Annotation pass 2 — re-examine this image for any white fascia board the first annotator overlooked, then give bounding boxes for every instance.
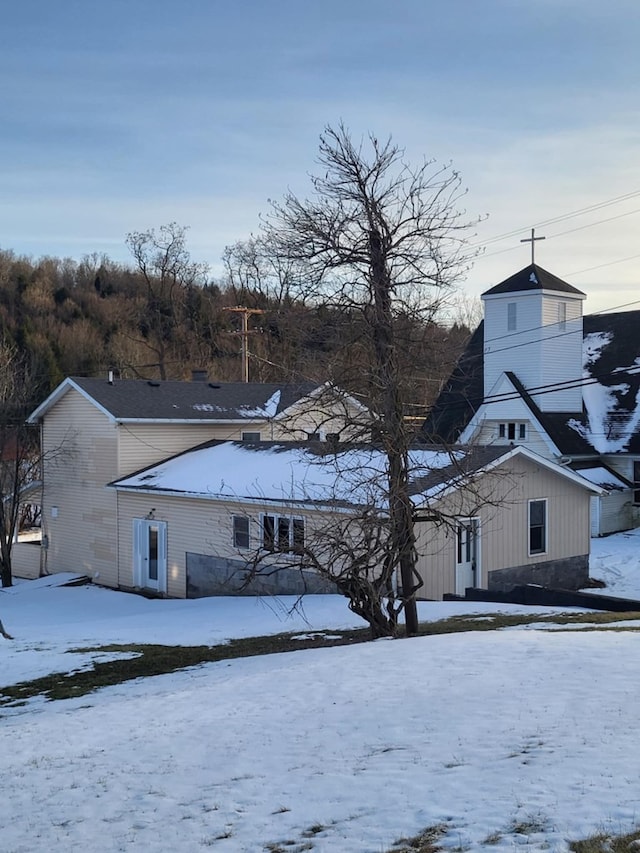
[481,445,605,494]
[273,383,370,422]
[482,289,586,303]
[115,417,265,426]
[27,378,117,424]
[107,483,358,515]
[458,374,561,458]
[412,444,603,511]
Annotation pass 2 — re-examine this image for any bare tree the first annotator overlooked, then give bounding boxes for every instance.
[0,345,40,588]
[125,223,209,379]
[260,124,478,635]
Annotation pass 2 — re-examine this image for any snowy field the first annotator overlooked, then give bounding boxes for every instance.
[1,531,640,852]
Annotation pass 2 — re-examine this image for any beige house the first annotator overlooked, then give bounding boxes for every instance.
[23,375,370,585]
[108,441,600,600]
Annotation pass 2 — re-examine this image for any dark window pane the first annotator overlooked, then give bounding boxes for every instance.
[278,517,290,551]
[292,518,304,553]
[233,516,250,549]
[263,515,275,551]
[148,525,158,580]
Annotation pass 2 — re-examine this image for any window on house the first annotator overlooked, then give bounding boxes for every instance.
[557,302,567,331]
[634,461,640,505]
[233,515,250,549]
[262,514,305,553]
[498,422,526,441]
[507,302,517,331]
[307,432,322,441]
[242,431,261,442]
[529,499,547,555]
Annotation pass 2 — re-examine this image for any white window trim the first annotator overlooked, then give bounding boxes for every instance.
[261,512,305,553]
[233,515,251,549]
[528,498,548,557]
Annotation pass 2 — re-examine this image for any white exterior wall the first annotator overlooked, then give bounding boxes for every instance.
[482,290,584,413]
[40,389,120,586]
[414,455,592,599]
[115,491,330,598]
[117,422,267,475]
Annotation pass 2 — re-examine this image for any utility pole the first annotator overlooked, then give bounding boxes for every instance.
[223,307,265,382]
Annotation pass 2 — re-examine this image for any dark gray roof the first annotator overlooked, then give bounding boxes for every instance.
[422,303,640,457]
[482,264,586,297]
[421,323,484,444]
[70,377,319,422]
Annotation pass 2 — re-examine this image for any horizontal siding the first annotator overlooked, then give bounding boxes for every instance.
[116,492,333,598]
[484,292,584,414]
[12,543,41,580]
[40,389,119,586]
[117,422,269,475]
[272,398,370,441]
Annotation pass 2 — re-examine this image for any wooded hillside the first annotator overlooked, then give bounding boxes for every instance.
[0,235,473,418]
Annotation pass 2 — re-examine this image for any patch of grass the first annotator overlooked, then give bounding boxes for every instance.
[482,831,502,845]
[4,609,640,708]
[301,823,325,837]
[570,827,640,852]
[416,610,640,637]
[0,629,368,706]
[387,824,448,852]
[509,813,548,835]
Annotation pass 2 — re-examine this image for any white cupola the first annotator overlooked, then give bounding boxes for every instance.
[481,264,586,413]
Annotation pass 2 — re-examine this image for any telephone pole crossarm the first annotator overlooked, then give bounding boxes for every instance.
[223,306,266,382]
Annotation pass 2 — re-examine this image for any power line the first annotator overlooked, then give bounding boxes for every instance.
[473,189,640,250]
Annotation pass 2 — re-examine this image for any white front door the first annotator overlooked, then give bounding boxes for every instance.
[133,519,167,593]
[455,518,479,594]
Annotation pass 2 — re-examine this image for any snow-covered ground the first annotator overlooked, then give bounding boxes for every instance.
[1,531,640,852]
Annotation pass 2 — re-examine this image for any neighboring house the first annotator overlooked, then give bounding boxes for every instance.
[423,263,640,536]
[24,375,370,584]
[108,440,599,599]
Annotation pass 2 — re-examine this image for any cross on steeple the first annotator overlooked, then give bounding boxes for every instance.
[520,228,546,264]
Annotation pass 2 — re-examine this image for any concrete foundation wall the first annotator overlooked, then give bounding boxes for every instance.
[186,552,336,598]
[488,554,589,592]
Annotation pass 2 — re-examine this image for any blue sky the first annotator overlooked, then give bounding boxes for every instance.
[1,0,639,313]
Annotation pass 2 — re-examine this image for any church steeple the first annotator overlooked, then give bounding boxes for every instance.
[481,265,586,414]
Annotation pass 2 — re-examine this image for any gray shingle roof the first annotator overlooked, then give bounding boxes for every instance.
[69,377,320,422]
[482,264,586,297]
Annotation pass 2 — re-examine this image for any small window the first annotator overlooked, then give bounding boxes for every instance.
[307,432,322,442]
[557,302,567,331]
[507,302,517,331]
[634,461,640,505]
[529,500,547,555]
[242,431,261,442]
[262,513,304,553]
[498,422,525,441]
[233,515,250,549]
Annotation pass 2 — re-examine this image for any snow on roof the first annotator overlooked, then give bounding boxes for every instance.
[572,466,630,492]
[111,443,466,508]
[572,331,640,453]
